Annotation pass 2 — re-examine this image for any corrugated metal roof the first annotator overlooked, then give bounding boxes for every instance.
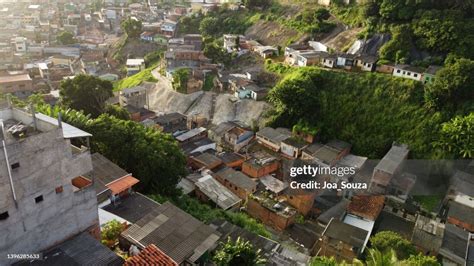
[121,202,220,264]
[195,175,241,210]
[215,167,256,191]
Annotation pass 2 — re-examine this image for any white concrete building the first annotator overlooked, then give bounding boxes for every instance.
[392,65,424,81]
[0,106,98,264]
[126,58,145,76]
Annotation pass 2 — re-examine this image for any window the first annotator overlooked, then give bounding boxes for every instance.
[11,162,20,169]
[407,72,411,76]
[414,74,418,77]
[35,195,44,203]
[234,187,237,191]
[0,211,8,220]
[55,186,63,194]
[397,70,401,73]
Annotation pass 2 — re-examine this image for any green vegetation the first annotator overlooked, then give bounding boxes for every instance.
[202,73,216,91]
[424,58,474,112]
[203,37,235,66]
[280,8,335,34]
[149,194,271,238]
[338,0,474,63]
[56,31,77,45]
[310,256,340,266]
[179,8,254,37]
[412,195,442,212]
[404,253,440,266]
[104,105,130,120]
[35,105,187,196]
[144,50,164,67]
[266,64,473,159]
[121,17,143,39]
[434,114,474,159]
[370,231,417,260]
[292,120,318,136]
[311,248,439,266]
[213,237,266,265]
[264,59,294,75]
[60,74,113,117]
[114,63,158,91]
[243,0,271,10]
[101,220,124,248]
[172,68,190,93]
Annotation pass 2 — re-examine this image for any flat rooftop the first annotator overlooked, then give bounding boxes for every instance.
[102,193,161,223]
[0,73,31,83]
[0,107,91,143]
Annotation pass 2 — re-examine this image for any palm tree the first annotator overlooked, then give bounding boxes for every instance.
[366,248,399,266]
[213,237,266,266]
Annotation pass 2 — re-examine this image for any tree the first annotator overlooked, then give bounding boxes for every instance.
[315,8,331,22]
[434,113,474,158]
[267,68,322,127]
[402,253,440,266]
[104,105,130,120]
[101,220,124,248]
[366,249,399,266]
[412,10,463,53]
[424,58,474,110]
[213,237,266,266]
[88,115,187,195]
[172,68,190,93]
[243,0,270,9]
[34,105,187,196]
[370,231,417,260]
[57,31,76,45]
[59,75,113,117]
[199,17,219,36]
[379,25,413,63]
[121,17,142,39]
[203,38,234,66]
[310,256,337,266]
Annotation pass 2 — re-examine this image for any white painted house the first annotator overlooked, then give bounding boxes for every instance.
[392,65,424,81]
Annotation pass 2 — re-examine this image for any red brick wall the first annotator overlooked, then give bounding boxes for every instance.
[215,174,250,200]
[242,161,279,178]
[286,193,316,216]
[224,158,245,169]
[246,198,294,231]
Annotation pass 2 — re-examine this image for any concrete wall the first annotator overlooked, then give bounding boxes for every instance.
[0,127,97,264]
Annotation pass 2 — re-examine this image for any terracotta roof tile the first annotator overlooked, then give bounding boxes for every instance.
[107,175,139,195]
[346,195,385,221]
[125,244,178,266]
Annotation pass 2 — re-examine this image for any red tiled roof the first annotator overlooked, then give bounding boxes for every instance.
[106,175,139,195]
[125,244,178,266]
[346,195,385,221]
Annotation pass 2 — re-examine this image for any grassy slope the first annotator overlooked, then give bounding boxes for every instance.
[113,63,158,91]
[267,66,443,159]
